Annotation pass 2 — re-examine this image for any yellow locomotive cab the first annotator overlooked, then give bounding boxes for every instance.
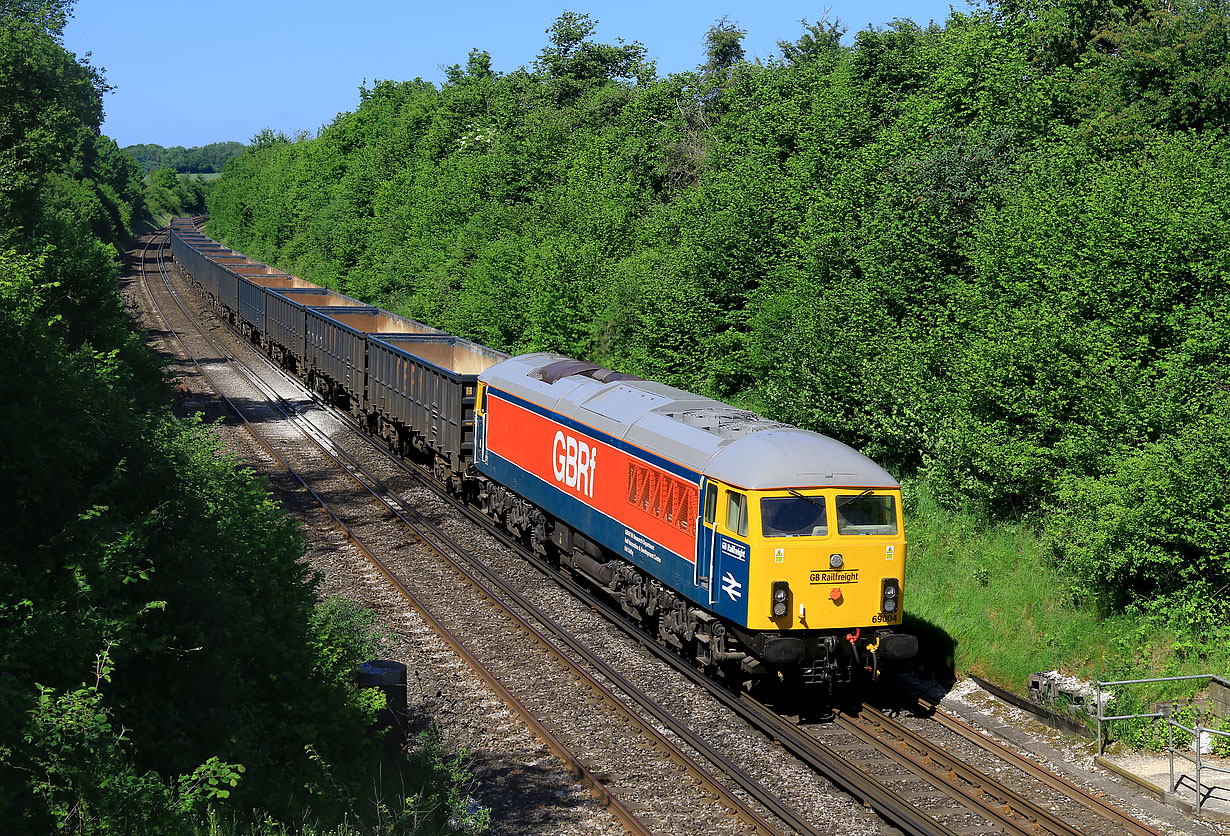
[742,487,906,633]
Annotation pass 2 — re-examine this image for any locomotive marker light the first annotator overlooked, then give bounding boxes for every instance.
[881,578,899,613]
[771,581,790,618]
[829,553,843,569]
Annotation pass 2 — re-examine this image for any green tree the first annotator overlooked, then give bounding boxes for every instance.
[1,4,466,832]
[203,0,1230,631]
[535,11,655,103]
[777,18,845,67]
[703,16,746,76]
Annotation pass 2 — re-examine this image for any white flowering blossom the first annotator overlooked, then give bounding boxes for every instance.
[458,123,497,151]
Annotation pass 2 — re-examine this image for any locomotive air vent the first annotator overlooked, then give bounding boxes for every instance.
[722,416,792,437]
[676,408,721,431]
[534,359,642,385]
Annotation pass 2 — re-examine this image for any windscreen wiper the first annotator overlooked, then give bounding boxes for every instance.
[787,488,824,507]
[836,488,874,509]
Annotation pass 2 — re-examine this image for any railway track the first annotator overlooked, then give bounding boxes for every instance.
[912,700,1168,834]
[137,229,806,836]
[143,224,1178,836]
[794,699,1165,836]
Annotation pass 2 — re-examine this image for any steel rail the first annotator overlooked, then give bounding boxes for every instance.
[160,227,837,836]
[248,402,815,836]
[147,230,786,836]
[162,225,1161,836]
[380,418,1150,836]
[246,330,964,835]
[835,704,1086,836]
[349,428,961,835]
[379,382,1166,836]
[331,406,961,835]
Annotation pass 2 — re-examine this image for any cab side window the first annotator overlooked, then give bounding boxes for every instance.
[704,484,717,524]
[725,491,748,537]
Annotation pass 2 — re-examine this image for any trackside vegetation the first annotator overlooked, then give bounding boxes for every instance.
[0,3,486,833]
[127,144,241,224]
[206,3,1230,713]
[144,166,210,223]
[122,141,246,174]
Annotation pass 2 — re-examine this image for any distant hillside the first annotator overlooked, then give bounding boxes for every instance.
[122,141,245,173]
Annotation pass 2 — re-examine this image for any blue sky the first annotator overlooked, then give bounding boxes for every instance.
[64,0,966,149]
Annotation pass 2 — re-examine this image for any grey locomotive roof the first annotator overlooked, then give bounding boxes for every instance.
[481,353,899,490]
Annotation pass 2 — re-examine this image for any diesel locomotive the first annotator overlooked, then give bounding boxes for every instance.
[169,219,917,687]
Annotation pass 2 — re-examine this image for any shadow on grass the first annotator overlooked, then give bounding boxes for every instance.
[904,610,958,685]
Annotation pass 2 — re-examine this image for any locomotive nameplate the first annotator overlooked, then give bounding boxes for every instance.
[720,537,748,562]
[810,569,860,584]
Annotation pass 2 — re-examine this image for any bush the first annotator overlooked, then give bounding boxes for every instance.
[146,168,208,219]
[203,5,1230,642]
[1,6,489,831]
[1049,399,1230,621]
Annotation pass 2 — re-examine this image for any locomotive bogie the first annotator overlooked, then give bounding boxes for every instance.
[475,354,918,680]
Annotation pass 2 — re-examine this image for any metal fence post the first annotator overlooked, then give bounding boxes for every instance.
[1195,720,1204,818]
[1096,680,1103,755]
[1167,708,1174,793]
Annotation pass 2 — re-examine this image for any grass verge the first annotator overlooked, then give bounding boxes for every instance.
[901,479,1230,747]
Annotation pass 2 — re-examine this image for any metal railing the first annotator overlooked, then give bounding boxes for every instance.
[1095,674,1230,817]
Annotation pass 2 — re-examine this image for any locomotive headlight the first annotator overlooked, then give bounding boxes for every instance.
[771,581,790,618]
[881,578,900,613]
[829,553,843,569]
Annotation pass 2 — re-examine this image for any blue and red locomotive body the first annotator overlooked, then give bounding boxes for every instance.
[169,220,917,685]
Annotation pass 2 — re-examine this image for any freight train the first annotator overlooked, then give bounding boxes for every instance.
[168,219,917,687]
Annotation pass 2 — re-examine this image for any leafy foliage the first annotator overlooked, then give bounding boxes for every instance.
[145,166,208,218]
[212,4,1228,637]
[0,1,143,254]
[1,4,487,833]
[208,8,1230,631]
